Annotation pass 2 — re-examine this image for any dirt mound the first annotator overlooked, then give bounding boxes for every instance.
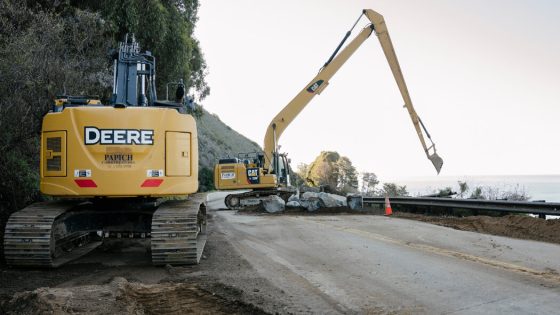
[118,279,262,314]
[3,279,121,315]
[2,277,266,315]
[397,213,560,244]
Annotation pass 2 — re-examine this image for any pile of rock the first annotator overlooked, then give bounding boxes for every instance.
[262,192,347,213]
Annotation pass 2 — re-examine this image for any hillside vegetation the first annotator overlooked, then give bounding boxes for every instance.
[197,110,261,169]
[197,110,261,191]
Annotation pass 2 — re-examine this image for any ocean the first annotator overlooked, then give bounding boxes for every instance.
[387,175,560,202]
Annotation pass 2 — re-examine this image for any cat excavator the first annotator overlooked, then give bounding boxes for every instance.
[214,9,443,210]
[3,35,207,267]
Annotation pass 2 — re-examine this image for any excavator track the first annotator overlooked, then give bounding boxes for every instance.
[225,189,294,210]
[4,201,101,268]
[151,194,207,265]
[4,194,207,268]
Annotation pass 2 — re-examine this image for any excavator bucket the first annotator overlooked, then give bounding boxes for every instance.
[428,152,444,174]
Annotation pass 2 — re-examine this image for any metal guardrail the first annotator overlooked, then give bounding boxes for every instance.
[347,196,560,216]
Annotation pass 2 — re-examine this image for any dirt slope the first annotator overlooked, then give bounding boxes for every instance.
[396,213,560,244]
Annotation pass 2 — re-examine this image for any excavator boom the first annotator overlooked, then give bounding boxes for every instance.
[263,9,443,174]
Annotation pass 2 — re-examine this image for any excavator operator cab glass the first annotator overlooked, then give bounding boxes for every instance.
[257,153,265,168]
[275,154,291,187]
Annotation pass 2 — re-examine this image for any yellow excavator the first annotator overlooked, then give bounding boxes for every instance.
[3,35,207,267]
[214,9,443,209]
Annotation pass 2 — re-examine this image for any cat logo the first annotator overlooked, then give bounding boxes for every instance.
[306,79,324,93]
[247,168,260,184]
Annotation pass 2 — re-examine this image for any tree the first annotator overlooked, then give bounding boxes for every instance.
[336,157,358,193]
[380,183,409,197]
[291,163,309,187]
[306,151,340,188]
[361,172,379,196]
[296,163,309,177]
[305,151,359,193]
[0,0,112,215]
[458,181,469,198]
[74,0,210,101]
[469,186,484,200]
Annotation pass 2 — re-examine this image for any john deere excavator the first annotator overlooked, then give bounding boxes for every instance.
[214,9,444,209]
[3,35,207,267]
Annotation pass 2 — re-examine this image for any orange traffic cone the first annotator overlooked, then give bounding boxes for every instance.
[384,195,393,216]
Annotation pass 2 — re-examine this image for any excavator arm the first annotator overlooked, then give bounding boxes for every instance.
[263,9,443,174]
[363,9,443,173]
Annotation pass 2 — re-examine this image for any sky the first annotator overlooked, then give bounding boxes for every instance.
[194,0,560,180]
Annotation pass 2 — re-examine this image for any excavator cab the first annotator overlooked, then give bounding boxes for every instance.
[272,153,291,187]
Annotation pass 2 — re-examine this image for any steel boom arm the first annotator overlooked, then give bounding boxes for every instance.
[263,9,443,174]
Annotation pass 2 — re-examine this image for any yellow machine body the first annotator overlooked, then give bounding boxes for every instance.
[214,161,276,190]
[40,106,198,197]
[4,36,208,268]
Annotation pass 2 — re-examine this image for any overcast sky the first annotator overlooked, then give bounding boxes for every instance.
[194,0,560,180]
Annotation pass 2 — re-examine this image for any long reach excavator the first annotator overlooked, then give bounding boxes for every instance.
[3,36,207,267]
[214,9,444,210]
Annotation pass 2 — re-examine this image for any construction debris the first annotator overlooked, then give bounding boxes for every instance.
[262,195,285,213]
[285,192,347,212]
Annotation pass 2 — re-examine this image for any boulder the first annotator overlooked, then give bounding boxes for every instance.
[262,195,285,213]
[288,194,300,202]
[347,194,364,210]
[286,200,302,208]
[302,191,319,199]
[318,192,346,207]
[300,198,324,212]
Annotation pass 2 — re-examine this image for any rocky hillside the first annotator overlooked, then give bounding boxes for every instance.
[197,109,261,169]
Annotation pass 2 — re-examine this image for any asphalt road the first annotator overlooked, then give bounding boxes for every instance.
[213,211,560,314]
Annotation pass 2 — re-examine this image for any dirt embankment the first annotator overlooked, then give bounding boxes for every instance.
[3,277,263,315]
[0,213,291,315]
[396,213,560,244]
